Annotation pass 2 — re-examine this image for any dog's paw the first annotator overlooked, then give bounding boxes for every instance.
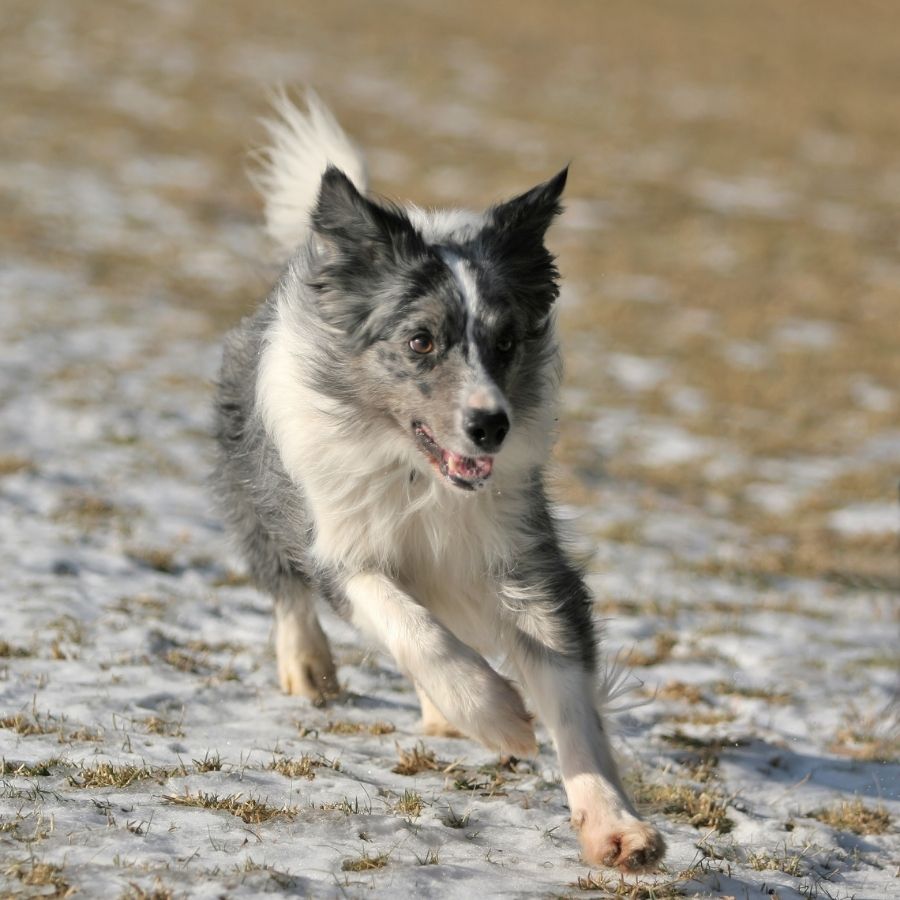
[418,690,466,738]
[574,811,666,873]
[277,649,340,705]
[275,611,340,705]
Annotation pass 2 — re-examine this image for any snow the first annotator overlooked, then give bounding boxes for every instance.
[829,503,899,536]
[1,269,896,899]
[606,354,672,392]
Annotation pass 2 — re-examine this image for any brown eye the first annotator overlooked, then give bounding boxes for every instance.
[409,333,434,354]
[497,336,514,353]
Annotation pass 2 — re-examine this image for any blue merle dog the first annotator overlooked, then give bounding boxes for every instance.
[212,92,664,872]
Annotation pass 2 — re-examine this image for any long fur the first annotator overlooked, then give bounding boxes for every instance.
[255,89,369,252]
[212,93,665,873]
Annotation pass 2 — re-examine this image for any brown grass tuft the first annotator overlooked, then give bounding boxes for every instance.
[810,799,892,835]
[631,778,733,834]
[5,860,73,897]
[341,850,389,872]
[163,791,297,824]
[392,742,443,776]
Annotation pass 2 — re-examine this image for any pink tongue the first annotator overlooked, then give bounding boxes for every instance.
[445,451,493,480]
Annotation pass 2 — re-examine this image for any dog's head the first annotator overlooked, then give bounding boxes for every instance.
[305,166,567,491]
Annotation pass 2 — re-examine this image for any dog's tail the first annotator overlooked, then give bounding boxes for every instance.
[253,90,369,253]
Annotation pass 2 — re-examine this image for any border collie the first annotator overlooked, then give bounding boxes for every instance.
[212,92,665,872]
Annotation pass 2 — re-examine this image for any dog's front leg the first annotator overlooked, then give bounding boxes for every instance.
[343,571,535,756]
[502,544,666,872]
[515,651,665,871]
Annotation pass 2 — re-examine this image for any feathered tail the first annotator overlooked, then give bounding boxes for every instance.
[254,90,368,253]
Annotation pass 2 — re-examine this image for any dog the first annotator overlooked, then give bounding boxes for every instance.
[212,92,665,872]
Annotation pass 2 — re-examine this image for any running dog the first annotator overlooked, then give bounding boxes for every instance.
[212,92,665,872]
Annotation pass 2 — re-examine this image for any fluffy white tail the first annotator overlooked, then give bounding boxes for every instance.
[254,90,368,253]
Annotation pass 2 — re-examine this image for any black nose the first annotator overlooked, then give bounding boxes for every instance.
[465,409,510,453]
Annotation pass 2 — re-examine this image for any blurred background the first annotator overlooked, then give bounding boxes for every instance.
[1,2,898,894]
[3,0,897,589]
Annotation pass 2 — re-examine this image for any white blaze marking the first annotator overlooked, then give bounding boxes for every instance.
[440,249,481,363]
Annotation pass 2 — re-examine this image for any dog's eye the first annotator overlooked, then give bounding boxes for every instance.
[409,333,434,354]
[496,336,514,353]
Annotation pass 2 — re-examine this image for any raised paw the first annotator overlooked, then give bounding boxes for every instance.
[417,687,466,739]
[574,813,666,873]
[423,663,536,757]
[462,672,537,757]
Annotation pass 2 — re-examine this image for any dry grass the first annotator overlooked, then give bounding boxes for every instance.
[0,758,65,777]
[712,681,792,704]
[341,850,390,872]
[141,715,185,738]
[127,547,181,574]
[266,753,340,780]
[70,761,184,789]
[631,778,733,834]
[656,681,705,705]
[120,881,176,900]
[626,633,678,668]
[53,492,121,526]
[0,712,57,737]
[390,789,424,817]
[163,791,298,825]
[441,806,471,829]
[745,847,806,876]
[324,720,396,736]
[0,455,33,476]
[192,752,223,773]
[573,866,701,898]
[828,710,900,763]
[0,640,32,658]
[810,800,892,835]
[163,648,208,674]
[5,859,73,897]
[391,742,443,776]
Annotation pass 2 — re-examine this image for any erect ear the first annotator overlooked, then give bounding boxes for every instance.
[310,166,423,261]
[489,166,568,242]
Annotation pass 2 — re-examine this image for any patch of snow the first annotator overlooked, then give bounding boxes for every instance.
[660,83,741,121]
[691,174,796,218]
[721,339,771,371]
[851,377,894,413]
[666,386,708,416]
[634,423,717,468]
[829,502,899,536]
[560,197,612,231]
[607,354,672,392]
[602,273,672,304]
[744,482,804,515]
[773,318,839,350]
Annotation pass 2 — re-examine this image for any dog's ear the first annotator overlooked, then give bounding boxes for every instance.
[308,167,426,341]
[311,166,423,262]
[489,166,568,243]
[475,167,568,320]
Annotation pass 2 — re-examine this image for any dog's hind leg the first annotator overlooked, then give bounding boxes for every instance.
[275,583,340,705]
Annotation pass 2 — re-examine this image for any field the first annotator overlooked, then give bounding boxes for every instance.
[1,1,897,897]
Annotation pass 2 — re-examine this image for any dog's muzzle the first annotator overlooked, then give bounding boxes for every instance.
[412,422,494,491]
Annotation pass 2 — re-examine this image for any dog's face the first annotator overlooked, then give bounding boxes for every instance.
[306,167,566,491]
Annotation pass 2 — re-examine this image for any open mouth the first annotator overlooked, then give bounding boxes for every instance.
[412,422,493,491]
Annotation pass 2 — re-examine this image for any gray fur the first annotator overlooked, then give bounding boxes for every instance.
[210,100,666,873]
[212,170,595,668]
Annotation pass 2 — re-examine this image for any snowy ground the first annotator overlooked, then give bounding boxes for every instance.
[2,2,898,898]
